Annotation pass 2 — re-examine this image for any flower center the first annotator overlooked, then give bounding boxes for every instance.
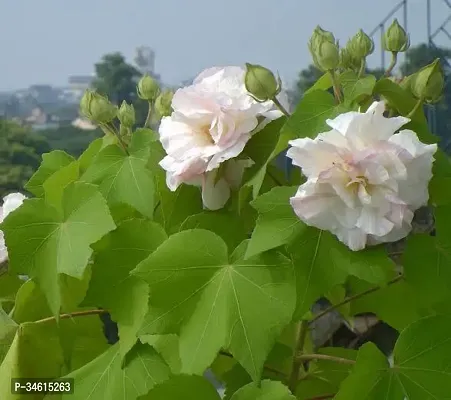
[199,125,215,145]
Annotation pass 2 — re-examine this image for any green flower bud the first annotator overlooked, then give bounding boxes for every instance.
[118,101,135,127]
[308,26,340,72]
[383,19,410,53]
[137,75,160,101]
[80,90,117,124]
[339,47,360,71]
[411,59,444,103]
[244,63,281,102]
[155,90,174,117]
[348,29,374,59]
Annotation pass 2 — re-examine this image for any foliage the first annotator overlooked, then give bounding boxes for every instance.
[1,25,451,400]
[0,119,50,197]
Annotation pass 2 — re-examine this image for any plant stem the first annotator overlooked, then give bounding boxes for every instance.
[297,353,356,365]
[100,123,129,155]
[329,70,342,103]
[384,52,398,77]
[272,96,290,117]
[358,59,366,78]
[144,101,153,127]
[35,309,108,325]
[407,98,424,119]
[307,395,335,400]
[288,320,308,393]
[309,274,404,325]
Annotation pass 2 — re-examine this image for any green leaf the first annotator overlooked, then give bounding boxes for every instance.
[246,186,305,259]
[81,129,155,218]
[133,231,296,381]
[140,334,181,374]
[230,380,295,400]
[348,276,424,331]
[373,78,430,128]
[58,342,170,400]
[404,205,451,306]
[180,211,249,252]
[290,228,393,318]
[25,150,75,197]
[340,71,376,104]
[335,343,403,399]
[83,219,167,359]
[221,363,252,400]
[43,161,80,209]
[279,90,349,143]
[140,375,221,400]
[240,117,287,202]
[0,308,17,364]
[2,182,116,316]
[337,315,451,399]
[0,271,23,303]
[430,150,451,206]
[77,134,118,174]
[296,348,357,399]
[0,321,65,400]
[304,73,332,95]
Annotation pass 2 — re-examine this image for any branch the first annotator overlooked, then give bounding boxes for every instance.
[384,52,398,77]
[309,274,404,325]
[35,309,108,325]
[297,353,356,365]
[272,96,290,117]
[289,320,308,392]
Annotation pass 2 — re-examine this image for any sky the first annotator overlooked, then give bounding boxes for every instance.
[1,0,451,92]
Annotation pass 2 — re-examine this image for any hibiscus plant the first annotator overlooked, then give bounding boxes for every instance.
[0,21,451,400]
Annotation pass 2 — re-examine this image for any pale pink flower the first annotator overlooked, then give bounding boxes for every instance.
[159,66,288,210]
[287,101,437,251]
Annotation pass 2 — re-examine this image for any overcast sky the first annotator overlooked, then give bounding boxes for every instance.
[1,0,450,91]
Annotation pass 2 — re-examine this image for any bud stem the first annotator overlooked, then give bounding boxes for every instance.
[272,97,290,117]
[384,52,398,77]
[329,70,342,103]
[407,97,424,119]
[144,101,154,128]
[100,123,129,155]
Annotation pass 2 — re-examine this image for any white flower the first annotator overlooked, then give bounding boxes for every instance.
[159,66,289,210]
[287,101,437,251]
[0,192,27,263]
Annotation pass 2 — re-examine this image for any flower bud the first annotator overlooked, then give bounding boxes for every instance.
[118,101,135,127]
[411,59,444,103]
[155,90,174,117]
[244,63,281,102]
[348,29,374,59]
[383,19,410,53]
[339,47,360,71]
[137,75,160,101]
[308,26,340,72]
[80,90,117,124]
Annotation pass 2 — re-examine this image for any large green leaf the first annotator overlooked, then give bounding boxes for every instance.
[1,182,116,316]
[246,186,305,259]
[404,205,451,306]
[81,128,156,218]
[0,271,23,304]
[180,211,249,252]
[230,380,295,400]
[140,334,181,374]
[83,219,167,359]
[25,150,75,197]
[0,321,65,400]
[279,90,349,143]
[295,348,357,399]
[340,71,376,105]
[42,161,80,209]
[290,228,393,318]
[304,73,332,95]
[139,375,221,400]
[337,315,451,399]
[53,342,170,400]
[132,230,296,381]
